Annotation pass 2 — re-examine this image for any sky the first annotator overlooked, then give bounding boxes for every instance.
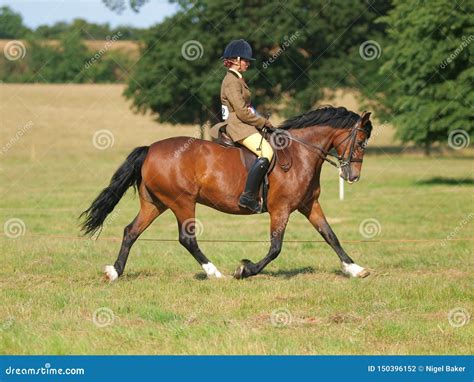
[0,0,179,28]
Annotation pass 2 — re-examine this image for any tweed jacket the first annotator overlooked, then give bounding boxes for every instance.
[212,70,266,142]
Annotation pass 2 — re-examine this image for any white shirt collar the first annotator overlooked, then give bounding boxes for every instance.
[228,68,242,79]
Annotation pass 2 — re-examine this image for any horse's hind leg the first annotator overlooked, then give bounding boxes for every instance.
[104,197,166,281]
[172,200,222,278]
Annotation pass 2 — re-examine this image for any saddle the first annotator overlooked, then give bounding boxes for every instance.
[209,123,292,213]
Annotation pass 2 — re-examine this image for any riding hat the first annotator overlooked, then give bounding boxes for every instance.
[222,39,255,61]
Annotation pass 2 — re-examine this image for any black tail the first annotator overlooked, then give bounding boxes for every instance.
[80,146,149,236]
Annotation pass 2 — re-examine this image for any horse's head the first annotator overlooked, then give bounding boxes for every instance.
[333,111,372,183]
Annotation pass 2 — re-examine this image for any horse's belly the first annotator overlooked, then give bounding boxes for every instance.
[195,146,251,214]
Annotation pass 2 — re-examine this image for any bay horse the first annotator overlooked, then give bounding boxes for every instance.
[80,106,373,281]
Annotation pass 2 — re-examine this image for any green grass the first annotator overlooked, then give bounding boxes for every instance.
[0,84,473,354]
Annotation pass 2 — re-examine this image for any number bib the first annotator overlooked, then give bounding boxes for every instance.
[221,105,229,120]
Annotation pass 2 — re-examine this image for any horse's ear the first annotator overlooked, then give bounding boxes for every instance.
[357,111,371,128]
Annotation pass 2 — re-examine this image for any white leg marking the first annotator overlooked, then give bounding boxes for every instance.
[202,262,222,278]
[341,262,369,278]
[104,265,118,281]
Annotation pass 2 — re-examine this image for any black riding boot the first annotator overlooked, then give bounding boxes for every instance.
[239,157,270,212]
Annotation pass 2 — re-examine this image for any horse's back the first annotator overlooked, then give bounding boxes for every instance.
[143,136,245,182]
[142,136,249,212]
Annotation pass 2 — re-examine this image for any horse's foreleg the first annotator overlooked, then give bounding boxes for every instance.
[298,201,369,278]
[104,198,165,281]
[233,209,289,279]
[173,201,222,278]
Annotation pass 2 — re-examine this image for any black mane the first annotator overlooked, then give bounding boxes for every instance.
[279,106,372,137]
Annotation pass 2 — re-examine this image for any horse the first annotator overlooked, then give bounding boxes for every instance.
[80,106,373,281]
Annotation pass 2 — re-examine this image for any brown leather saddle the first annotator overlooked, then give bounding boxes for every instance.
[210,124,292,213]
[220,127,274,168]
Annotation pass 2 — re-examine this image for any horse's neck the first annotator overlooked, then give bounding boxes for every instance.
[287,126,337,187]
[290,126,336,153]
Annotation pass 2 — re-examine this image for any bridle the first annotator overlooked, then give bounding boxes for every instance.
[277,125,368,169]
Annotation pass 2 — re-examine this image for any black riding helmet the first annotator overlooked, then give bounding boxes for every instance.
[222,39,255,61]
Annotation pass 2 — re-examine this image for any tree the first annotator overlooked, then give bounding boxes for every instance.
[377,0,473,154]
[103,0,150,13]
[0,32,132,83]
[34,19,144,40]
[0,6,30,38]
[124,0,390,137]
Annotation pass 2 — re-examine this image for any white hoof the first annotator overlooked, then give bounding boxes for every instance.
[104,265,118,282]
[342,262,370,278]
[202,262,223,278]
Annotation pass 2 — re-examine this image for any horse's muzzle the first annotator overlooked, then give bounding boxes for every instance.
[348,174,360,183]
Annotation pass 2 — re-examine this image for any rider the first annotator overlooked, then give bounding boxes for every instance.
[220,39,275,212]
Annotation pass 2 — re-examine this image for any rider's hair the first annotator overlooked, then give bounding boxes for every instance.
[223,57,240,68]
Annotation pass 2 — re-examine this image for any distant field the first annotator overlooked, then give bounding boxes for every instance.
[0,39,140,57]
[0,84,472,355]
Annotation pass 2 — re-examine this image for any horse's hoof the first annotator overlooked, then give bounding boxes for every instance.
[233,259,253,279]
[341,262,370,278]
[233,264,246,279]
[103,265,118,282]
[357,268,370,278]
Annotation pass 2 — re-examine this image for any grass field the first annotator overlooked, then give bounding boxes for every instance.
[0,84,472,355]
